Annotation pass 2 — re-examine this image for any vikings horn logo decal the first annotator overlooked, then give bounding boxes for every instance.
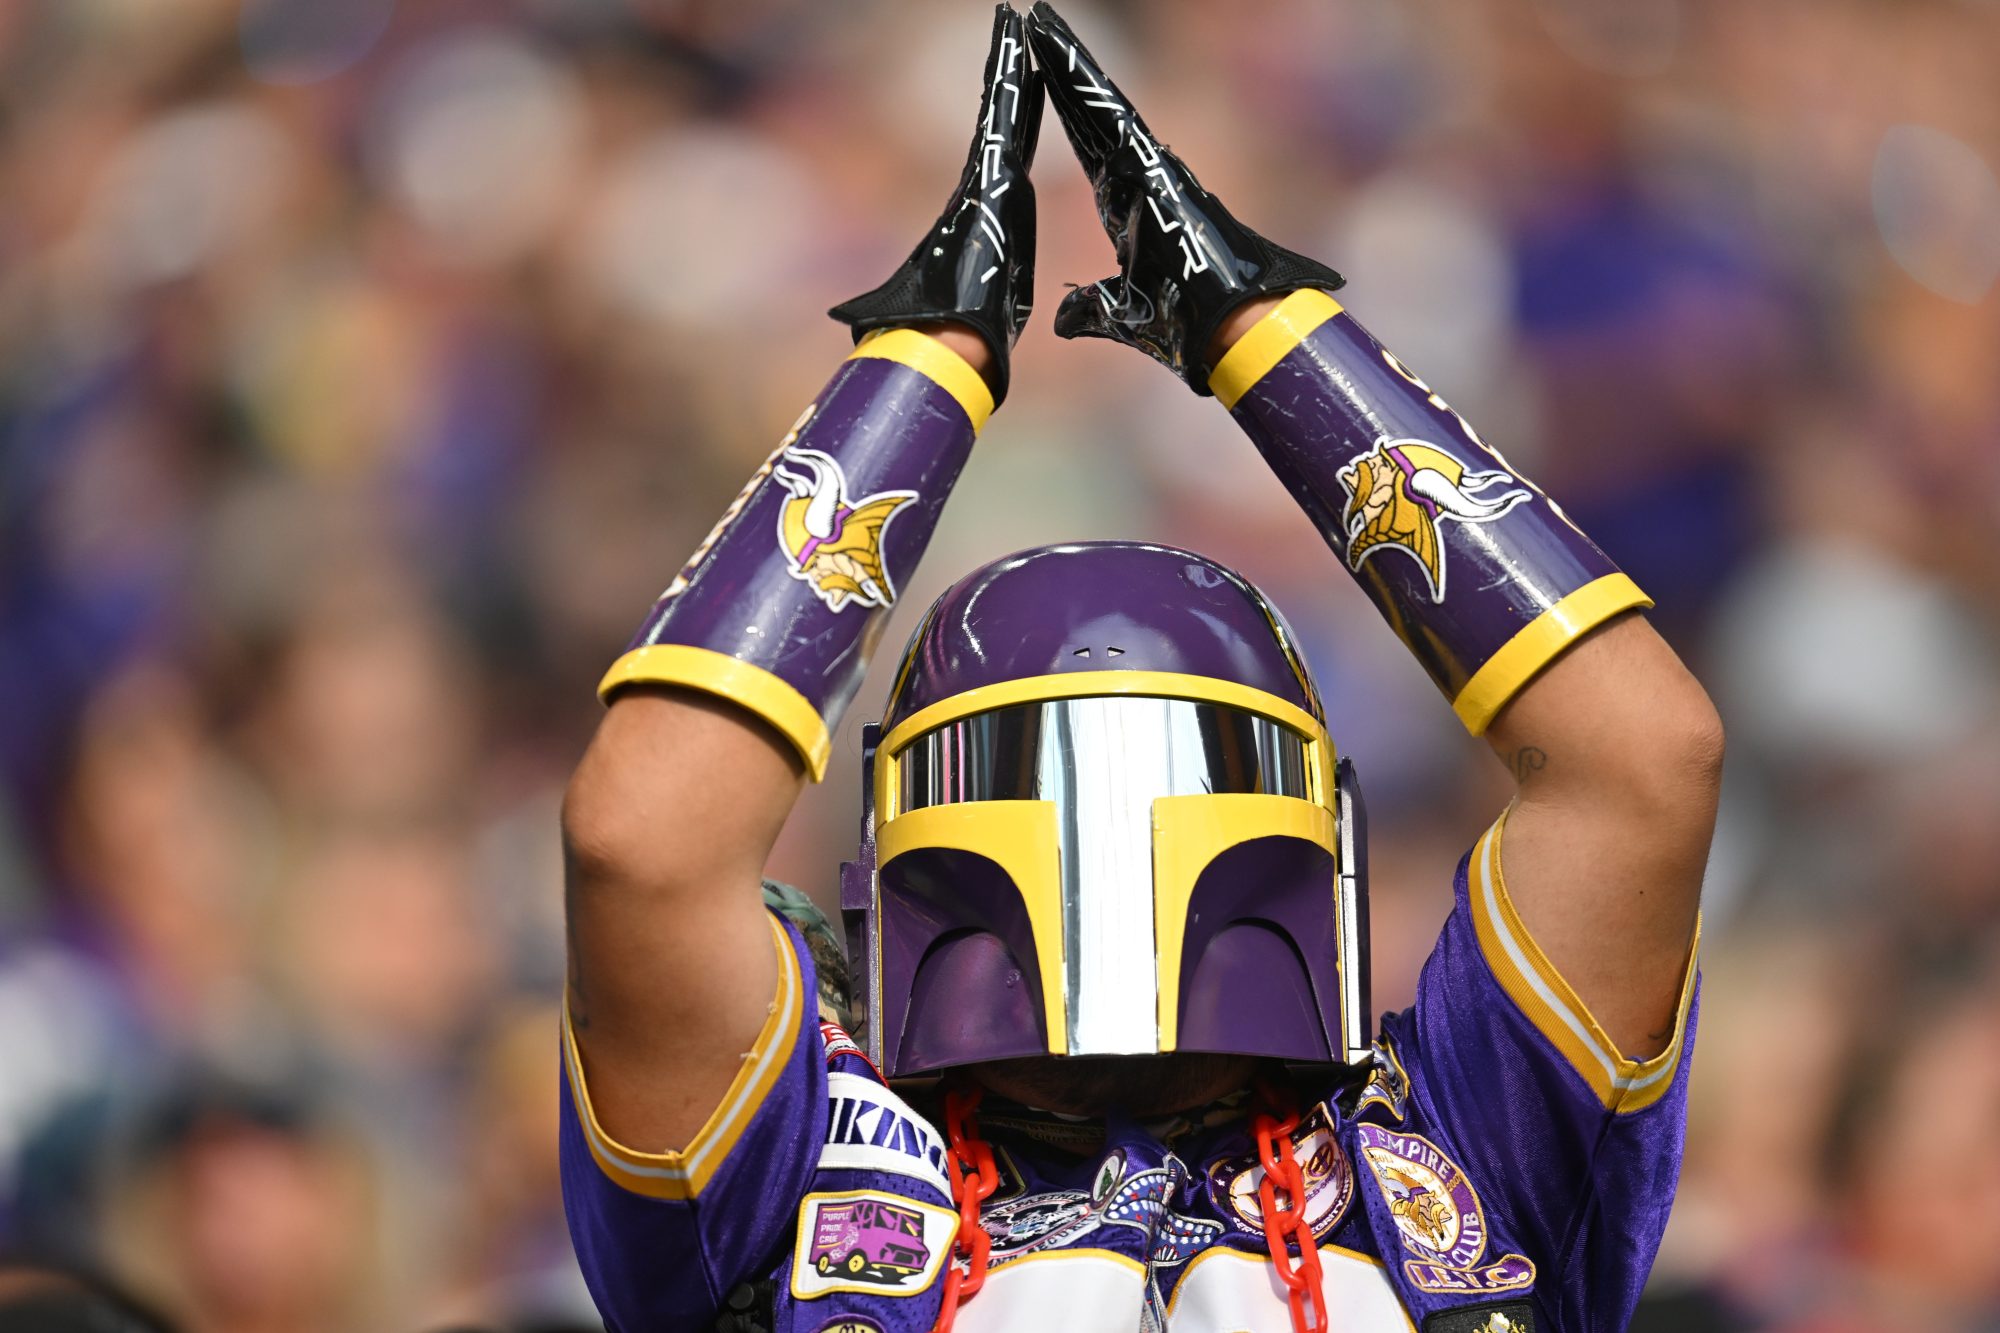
[773,447,919,613]
[1335,439,1531,602]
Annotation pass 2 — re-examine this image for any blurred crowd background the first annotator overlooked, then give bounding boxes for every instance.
[1,0,1996,1329]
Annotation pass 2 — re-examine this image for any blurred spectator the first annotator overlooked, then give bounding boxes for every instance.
[1774,977,2000,1332]
[98,1076,385,1333]
[0,1263,179,1332]
[0,0,1996,1328]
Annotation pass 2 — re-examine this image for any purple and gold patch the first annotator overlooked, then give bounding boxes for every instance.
[1404,1251,1537,1297]
[1205,1102,1354,1239]
[1356,1126,1538,1296]
[1356,1035,1412,1123]
[1355,1126,1486,1267]
[790,1190,956,1301]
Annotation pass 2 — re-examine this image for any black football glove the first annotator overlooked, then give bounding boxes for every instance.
[829,5,1043,404]
[1026,1,1344,393]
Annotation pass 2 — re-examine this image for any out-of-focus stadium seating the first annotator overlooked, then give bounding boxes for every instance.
[1,1,1996,1328]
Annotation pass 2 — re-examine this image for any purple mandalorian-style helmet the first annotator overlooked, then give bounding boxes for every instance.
[840,542,1371,1078]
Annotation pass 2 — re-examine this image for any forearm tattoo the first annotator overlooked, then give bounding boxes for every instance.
[1508,745,1549,784]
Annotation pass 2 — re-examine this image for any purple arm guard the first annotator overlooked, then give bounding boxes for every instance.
[1212,290,1651,733]
[600,331,992,778]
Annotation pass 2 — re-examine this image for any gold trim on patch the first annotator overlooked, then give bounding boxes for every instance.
[788,1189,958,1300]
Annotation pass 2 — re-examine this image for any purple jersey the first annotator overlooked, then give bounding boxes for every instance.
[560,815,1699,1332]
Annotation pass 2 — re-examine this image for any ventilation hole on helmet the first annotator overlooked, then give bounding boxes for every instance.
[1073,647,1091,658]
[1106,646,1125,657]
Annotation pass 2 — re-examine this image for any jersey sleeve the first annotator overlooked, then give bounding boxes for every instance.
[559,911,827,1331]
[1395,809,1700,1328]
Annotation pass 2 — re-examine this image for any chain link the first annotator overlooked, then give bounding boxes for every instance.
[929,1081,1326,1333]
[930,1086,998,1333]
[1254,1087,1329,1333]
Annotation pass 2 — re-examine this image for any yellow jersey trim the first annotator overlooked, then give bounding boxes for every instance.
[985,1247,1148,1279]
[562,914,804,1199]
[1452,573,1653,735]
[598,644,832,782]
[850,328,995,432]
[1208,288,1345,410]
[1165,1244,1415,1330]
[1467,812,1698,1113]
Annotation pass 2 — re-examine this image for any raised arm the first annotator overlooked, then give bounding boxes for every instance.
[560,321,995,1151]
[1027,1,1717,1066]
[1475,619,1718,1056]
[1205,295,1721,1059]
[560,7,1039,1154]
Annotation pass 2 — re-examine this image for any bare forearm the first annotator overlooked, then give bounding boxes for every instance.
[560,691,802,1147]
[1484,616,1721,1055]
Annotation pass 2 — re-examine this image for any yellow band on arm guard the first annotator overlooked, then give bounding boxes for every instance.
[600,645,833,782]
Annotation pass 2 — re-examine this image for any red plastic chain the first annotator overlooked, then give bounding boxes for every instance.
[929,1086,998,1333]
[1253,1084,1329,1333]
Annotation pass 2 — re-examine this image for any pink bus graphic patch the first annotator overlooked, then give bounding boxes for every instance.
[810,1197,931,1281]
[790,1191,957,1301]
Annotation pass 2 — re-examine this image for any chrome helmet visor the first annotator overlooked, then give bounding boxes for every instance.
[892,695,1319,1056]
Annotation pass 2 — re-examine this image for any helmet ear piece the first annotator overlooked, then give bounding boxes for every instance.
[1336,756,1373,1066]
[839,723,885,1051]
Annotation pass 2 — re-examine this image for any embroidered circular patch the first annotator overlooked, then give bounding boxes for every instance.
[813,1320,886,1333]
[1204,1106,1353,1239]
[1090,1147,1127,1205]
[979,1189,1095,1257]
[1355,1125,1488,1268]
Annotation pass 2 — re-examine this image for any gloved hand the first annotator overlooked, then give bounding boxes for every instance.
[829,5,1043,403]
[1026,1,1344,393]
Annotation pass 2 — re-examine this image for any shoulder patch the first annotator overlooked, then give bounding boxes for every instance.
[820,1072,950,1195]
[1423,1301,1536,1333]
[1357,1124,1536,1297]
[1356,1126,1488,1269]
[791,1190,957,1301]
[1405,1253,1536,1296]
[1356,1033,1411,1122]
[1203,1101,1353,1240]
